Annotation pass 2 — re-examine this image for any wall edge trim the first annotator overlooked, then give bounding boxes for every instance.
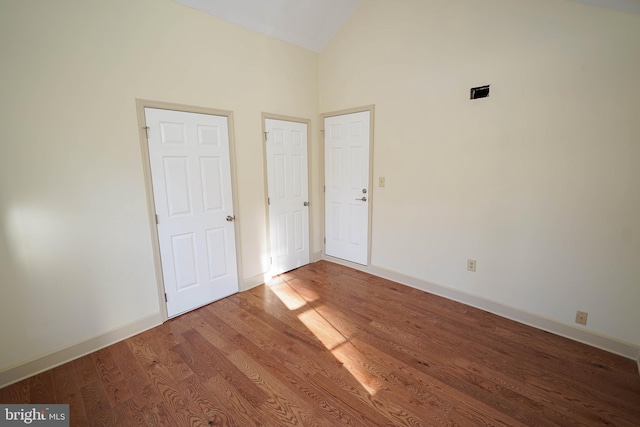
[321,256,640,360]
[0,312,163,389]
[242,274,265,291]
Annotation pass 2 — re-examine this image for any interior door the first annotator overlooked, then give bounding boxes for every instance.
[324,110,371,265]
[145,107,239,318]
[265,118,310,275]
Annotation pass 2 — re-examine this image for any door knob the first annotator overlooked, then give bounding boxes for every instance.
[303,201,309,206]
[226,215,235,222]
[355,197,367,202]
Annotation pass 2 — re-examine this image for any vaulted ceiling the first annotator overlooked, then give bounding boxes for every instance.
[173,0,362,52]
[173,0,640,53]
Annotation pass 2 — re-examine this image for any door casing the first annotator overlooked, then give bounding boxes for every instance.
[136,99,244,321]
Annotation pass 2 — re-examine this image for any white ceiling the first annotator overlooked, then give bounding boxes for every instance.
[173,0,640,53]
[173,0,362,53]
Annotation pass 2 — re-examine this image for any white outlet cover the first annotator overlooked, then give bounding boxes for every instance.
[467,259,477,272]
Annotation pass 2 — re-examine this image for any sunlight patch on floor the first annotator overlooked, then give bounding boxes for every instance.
[297,306,347,350]
[267,280,317,310]
[331,341,383,395]
[267,279,381,395]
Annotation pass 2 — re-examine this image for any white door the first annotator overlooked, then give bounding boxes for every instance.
[324,111,371,265]
[145,107,239,318]
[265,118,310,275]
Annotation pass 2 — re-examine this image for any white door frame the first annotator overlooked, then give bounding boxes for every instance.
[320,105,375,267]
[261,112,312,277]
[136,99,244,321]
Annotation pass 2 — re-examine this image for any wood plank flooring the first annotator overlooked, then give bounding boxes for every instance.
[1,260,639,426]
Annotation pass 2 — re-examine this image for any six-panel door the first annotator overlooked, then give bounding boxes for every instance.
[265,118,310,275]
[145,108,239,318]
[324,111,371,265]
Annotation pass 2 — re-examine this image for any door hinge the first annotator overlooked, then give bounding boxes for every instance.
[164,293,167,302]
[268,197,270,206]
[270,257,273,265]
[323,185,326,193]
[324,237,326,244]
[144,126,150,139]
[264,131,268,141]
[155,214,159,224]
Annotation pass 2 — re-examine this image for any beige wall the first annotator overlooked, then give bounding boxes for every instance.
[0,0,318,374]
[320,0,640,346]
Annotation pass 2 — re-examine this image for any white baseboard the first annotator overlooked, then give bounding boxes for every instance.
[321,256,640,361]
[241,254,324,291]
[5,259,633,390]
[242,273,266,291]
[0,313,163,389]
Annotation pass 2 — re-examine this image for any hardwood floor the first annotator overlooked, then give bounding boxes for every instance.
[1,260,639,426]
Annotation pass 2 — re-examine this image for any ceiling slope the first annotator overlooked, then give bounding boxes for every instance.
[173,0,640,54]
[173,0,362,53]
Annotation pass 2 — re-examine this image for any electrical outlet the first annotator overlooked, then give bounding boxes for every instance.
[378,177,385,187]
[467,259,476,272]
[575,310,588,326]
